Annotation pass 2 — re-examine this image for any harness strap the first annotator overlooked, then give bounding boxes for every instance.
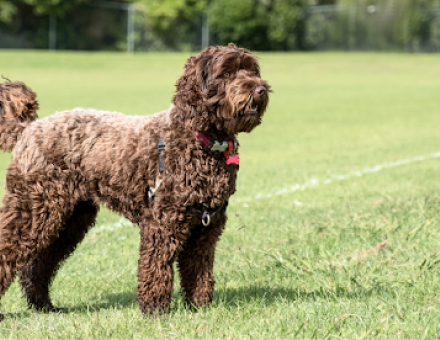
[158,137,166,174]
[150,133,225,225]
[147,138,166,205]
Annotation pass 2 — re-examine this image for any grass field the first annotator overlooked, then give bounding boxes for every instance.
[0,50,440,339]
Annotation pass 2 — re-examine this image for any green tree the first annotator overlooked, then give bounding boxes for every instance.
[135,0,206,50]
[0,0,131,49]
[0,0,99,21]
[20,0,92,15]
[268,0,306,50]
[208,0,271,49]
[0,0,17,22]
[405,0,440,50]
[208,0,305,50]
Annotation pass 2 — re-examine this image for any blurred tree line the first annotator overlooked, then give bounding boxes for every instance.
[1,0,440,51]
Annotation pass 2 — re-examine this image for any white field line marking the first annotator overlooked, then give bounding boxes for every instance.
[233,151,440,204]
[90,151,440,233]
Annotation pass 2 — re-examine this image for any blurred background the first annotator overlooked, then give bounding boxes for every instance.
[1,1,440,337]
[1,0,440,53]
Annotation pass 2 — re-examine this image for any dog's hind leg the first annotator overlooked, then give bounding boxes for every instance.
[19,201,98,312]
[0,169,82,320]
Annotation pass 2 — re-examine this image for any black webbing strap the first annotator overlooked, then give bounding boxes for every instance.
[158,137,166,174]
[148,137,166,205]
[153,137,224,225]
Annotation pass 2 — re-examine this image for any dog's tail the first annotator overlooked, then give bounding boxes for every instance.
[0,80,39,152]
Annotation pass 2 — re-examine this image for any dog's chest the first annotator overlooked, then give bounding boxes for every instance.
[167,140,238,208]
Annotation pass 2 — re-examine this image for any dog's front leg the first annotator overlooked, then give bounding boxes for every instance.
[177,213,226,308]
[137,221,177,316]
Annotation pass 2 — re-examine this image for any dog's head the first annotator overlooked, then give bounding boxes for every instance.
[0,80,38,121]
[173,43,271,135]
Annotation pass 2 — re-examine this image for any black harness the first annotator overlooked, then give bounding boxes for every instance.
[148,137,225,226]
[146,137,165,205]
[158,137,166,174]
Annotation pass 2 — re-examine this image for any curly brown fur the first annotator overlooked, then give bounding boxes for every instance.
[174,43,270,140]
[19,201,98,312]
[0,43,270,319]
[0,81,38,152]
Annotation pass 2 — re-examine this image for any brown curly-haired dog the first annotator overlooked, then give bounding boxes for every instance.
[0,43,270,319]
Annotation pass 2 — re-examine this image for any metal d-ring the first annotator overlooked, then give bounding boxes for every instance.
[201,211,212,227]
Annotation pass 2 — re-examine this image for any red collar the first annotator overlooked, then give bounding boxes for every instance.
[181,111,239,165]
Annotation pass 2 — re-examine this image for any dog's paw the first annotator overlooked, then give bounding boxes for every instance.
[139,300,171,317]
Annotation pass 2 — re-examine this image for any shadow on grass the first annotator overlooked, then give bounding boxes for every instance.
[68,282,398,313]
[5,282,399,320]
[65,291,138,313]
[1,293,138,321]
[213,283,398,307]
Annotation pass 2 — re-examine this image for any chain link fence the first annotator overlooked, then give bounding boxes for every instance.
[0,3,128,51]
[0,0,209,52]
[1,2,440,52]
[304,4,440,52]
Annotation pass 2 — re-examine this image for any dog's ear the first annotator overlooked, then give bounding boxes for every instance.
[198,56,211,92]
[175,51,212,97]
[173,50,217,132]
[174,55,196,111]
[228,42,237,49]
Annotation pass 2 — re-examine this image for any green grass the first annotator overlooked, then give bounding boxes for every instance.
[0,50,440,338]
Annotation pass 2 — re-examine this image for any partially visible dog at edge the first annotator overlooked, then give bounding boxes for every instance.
[0,43,270,320]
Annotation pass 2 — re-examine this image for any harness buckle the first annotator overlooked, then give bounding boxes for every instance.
[147,179,163,206]
[211,141,228,152]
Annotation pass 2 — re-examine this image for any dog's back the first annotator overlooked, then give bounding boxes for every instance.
[14,109,159,178]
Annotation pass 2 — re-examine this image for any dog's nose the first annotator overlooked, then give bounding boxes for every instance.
[255,86,266,94]
[254,86,267,102]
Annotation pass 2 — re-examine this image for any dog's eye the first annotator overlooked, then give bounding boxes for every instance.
[223,73,230,77]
